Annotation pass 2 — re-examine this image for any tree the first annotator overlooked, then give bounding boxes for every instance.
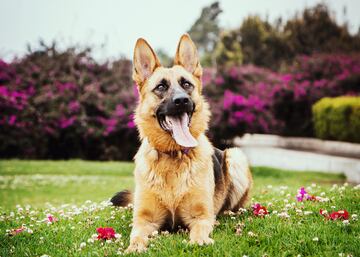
[188,2,222,66]
[284,4,360,55]
[214,30,243,68]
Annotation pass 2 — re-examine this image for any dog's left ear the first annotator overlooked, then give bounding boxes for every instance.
[174,34,202,78]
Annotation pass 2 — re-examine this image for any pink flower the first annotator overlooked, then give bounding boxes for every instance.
[47,214,58,223]
[281,74,292,83]
[9,227,25,236]
[8,115,17,125]
[296,187,308,201]
[296,187,318,201]
[68,101,80,112]
[96,227,116,240]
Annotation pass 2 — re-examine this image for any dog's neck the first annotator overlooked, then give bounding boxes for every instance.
[159,147,192,158]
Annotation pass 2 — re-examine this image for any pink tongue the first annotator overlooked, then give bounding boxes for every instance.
[166,113,198,148]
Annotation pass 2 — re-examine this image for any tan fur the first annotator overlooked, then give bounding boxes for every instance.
[125,34,252,253]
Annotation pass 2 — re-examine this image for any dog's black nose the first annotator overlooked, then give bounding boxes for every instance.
[173,94,190,106]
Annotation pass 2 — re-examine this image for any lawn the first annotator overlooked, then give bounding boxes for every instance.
[0,160,358,257]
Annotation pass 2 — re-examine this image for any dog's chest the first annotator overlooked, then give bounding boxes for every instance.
[145,161,194,210]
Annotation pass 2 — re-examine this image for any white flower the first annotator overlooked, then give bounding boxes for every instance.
[312,237,319,242]
[278,212,290,218]
[343,220,350,226]
[320,192,326,196]
[87,238,94,244]
[351,214,358,221]
[40,255,51,257]
[304,211,313,215]
[151,230,159,237]
[79,242,86,248]
[247,231,256,237]
[354,184,360,190]
[115,233,122,239]
[106,239,112,244]
[91,233,98,240]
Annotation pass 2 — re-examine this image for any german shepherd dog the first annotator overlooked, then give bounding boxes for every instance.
[111,34,252,253]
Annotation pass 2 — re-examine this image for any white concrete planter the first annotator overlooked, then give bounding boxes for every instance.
[234,134,360,183]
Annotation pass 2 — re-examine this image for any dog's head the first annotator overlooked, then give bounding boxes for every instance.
[132,34,210,152]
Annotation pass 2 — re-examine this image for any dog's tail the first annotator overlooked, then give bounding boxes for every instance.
[110,190,133,207]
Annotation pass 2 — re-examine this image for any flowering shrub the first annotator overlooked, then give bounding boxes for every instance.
[273,54,360,136]
[1,46,360,159]
[0,45,138,160]
[203,54,360,146]
[203,65,283,147]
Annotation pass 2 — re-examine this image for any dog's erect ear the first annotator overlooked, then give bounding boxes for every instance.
[133,38,161,86]
[174,34,202,78]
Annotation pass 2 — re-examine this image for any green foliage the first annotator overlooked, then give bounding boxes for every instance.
[312,96,360,142]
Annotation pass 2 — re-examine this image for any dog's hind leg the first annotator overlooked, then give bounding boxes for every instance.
[222,148,253,211]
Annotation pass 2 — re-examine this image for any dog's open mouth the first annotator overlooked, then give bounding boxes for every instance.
[157,112,198,148]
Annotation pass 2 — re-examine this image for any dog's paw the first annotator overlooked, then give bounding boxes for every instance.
[125,237,148,253]
[189,236,214,246]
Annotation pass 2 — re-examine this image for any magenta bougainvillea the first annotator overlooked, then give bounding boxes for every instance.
[1,47,360,159]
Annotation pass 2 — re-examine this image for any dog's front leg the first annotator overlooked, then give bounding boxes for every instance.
[179,189,215,245]
[126,191,166,253]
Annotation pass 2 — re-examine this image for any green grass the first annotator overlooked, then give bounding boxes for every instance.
[0,160,358,257]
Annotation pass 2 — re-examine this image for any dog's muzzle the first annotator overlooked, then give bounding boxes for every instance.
[156,92,197,148]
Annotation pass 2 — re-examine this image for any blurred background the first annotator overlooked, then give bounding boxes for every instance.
[0,0,359,163]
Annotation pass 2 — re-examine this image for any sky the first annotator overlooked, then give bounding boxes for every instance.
[1,0,359,62]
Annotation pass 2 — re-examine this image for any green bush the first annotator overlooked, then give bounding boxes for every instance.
[312,96,360,143]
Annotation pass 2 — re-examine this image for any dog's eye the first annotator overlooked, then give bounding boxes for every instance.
[155,84,168,92]
[182,81,193,90]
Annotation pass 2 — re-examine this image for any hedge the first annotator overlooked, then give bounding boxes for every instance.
[312,96,360,143]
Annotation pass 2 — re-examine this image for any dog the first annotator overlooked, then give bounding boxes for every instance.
[111,34,252,253]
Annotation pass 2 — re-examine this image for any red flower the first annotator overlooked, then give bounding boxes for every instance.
[96,227,116,240]
[320,209,349,220]
[252,203,268,217]
[329,210,349,220]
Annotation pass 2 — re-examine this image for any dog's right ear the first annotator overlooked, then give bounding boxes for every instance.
[133,38,161,87]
